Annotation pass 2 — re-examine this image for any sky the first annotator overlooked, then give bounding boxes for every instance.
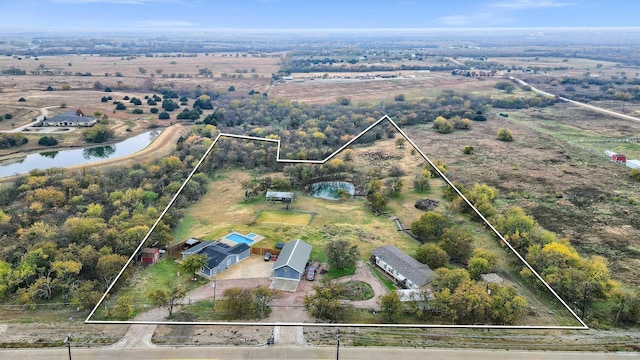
[0,0,638,32]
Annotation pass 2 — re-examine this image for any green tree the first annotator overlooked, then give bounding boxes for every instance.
[38,136,59,146]
[467,257,490,281]
[631,169,640,181]
[303,280,349,321]
[97,253,128,290]
[82,125,114,143]
[221,287,254,319]
[413,170,431,192]
[487,283,528,324]
[415,243,448,269]
[148,280,187,318]
[113,295,134,319]
[411,211,450,243]
[377,291,402,322]
[325,239,359,270]
[253,286,280,319]
[439,228,474,264]
[433,268,471,293]
[181,254,208,280]
[70,280,102,310]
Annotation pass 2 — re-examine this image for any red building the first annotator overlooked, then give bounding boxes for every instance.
[612,153,627,164]
[141,248,160,265]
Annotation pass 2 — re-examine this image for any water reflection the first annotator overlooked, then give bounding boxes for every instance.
[0,130,160,177]
[83,145,116,159]
[40,151,59,159]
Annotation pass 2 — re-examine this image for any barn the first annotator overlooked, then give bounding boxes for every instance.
[270,239,311,292]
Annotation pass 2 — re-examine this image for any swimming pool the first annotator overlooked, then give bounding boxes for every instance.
[247,233,258,239]
[225,232,254,245]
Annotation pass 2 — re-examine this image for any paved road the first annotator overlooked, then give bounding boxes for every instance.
[510,77,640,124]
[0,345,637,360]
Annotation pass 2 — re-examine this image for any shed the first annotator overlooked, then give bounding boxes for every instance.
[182,241,250,278]
[270,239,312,292]
[371,245,434,289]
[140,248,160,265]
[266,191,295,203]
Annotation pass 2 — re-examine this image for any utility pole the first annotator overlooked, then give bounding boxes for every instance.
[64,333,72,360]
[212,276,217,312]
[335,328,340,360]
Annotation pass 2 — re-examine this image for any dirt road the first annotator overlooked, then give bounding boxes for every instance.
[511,77,640,123]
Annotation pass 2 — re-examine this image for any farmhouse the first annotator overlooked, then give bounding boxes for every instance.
[181,241,250,278]
[371,245,434,289]
[42,110,97,127]
[270,239,312,292]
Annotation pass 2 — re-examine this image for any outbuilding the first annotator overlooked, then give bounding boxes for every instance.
[371,245,434,289]
[270,239,312,292]
[140,248,160,265]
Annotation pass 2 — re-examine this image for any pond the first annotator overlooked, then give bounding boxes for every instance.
[0,130,160,178]
[308,181,355,200]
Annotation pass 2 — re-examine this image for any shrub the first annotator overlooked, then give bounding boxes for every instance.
[158,112,170,120]
[631,169,640,182]
[104,87,112,92]
[18,97,26,102]
[497,128,514,142]
[4,113,12,120]
[38,136,59,146]
[433,116,454,134]
[115,103,126,111]
[150,107,159,114]
[132,109,143,114]
[463,145,475,155]
[101,96,108,102]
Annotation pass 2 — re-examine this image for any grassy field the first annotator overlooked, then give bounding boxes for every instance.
[99,259,208,319]
[255,209,313,226]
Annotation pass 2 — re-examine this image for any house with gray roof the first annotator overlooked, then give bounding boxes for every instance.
[182,241,250,278]
[42,110,97,127]
[270,239,312,292]
[371,245,434,289]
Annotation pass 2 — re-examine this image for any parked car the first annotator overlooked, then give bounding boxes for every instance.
[305,267,316,281]
[306,262,320,281]
[270,253,278,261]
[264,251,272,261]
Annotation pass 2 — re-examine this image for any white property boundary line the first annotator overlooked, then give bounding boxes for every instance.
[86,115,588,330]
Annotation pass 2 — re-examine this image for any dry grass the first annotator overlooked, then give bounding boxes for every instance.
[255,209,312,226]
[269,73,502,104]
